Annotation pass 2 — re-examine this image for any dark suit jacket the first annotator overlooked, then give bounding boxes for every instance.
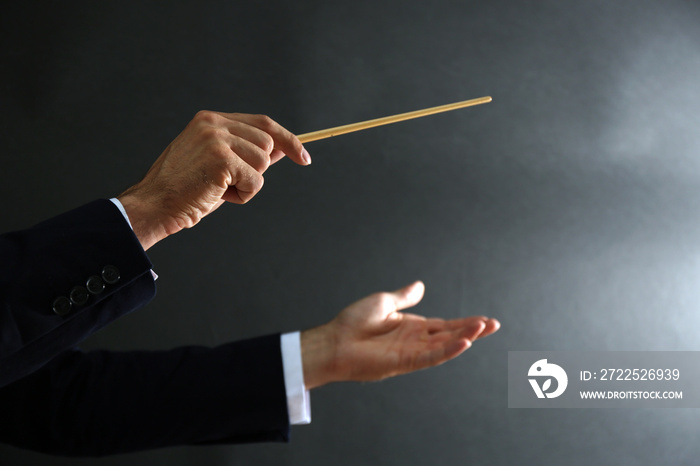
[0,200,289,456]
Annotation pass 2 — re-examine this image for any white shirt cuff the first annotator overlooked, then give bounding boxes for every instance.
[281,331,311,425]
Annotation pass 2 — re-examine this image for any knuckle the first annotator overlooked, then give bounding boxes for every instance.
[230,138,270,172]
[254,115,279,135]
[238,174,265,204]
[260,133,275,154]
[194,110,217,124]
[201,126,227,142]
[246,147,270,172]
[254,114,275,131]
[258,153,271,171]
[211,142,231,158]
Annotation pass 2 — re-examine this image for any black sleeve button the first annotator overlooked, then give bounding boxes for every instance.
[86,275,105,295]
[69,286,89,306]
[102,265,120,285]
[52,296,72,316]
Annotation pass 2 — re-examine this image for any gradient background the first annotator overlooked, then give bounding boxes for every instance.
[2,1,700,464]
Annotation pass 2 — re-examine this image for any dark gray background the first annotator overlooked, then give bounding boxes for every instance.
[2,1,700,464]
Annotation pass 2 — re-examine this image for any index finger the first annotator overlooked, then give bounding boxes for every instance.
[219,113,311,166]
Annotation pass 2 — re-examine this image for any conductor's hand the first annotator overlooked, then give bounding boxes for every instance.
[118,111,311,250]
[301,281,500,389]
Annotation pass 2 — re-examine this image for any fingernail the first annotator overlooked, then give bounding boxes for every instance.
[302,147,312,165]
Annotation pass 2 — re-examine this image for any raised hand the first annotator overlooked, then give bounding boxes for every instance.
[118,111,311,250]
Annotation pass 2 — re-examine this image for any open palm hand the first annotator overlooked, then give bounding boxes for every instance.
[301,281,500,388]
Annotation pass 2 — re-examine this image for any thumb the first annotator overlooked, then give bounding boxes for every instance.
[391,281,425,311]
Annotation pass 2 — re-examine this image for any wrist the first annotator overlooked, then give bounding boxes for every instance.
[300,323,338,390]
[117,188,170,251]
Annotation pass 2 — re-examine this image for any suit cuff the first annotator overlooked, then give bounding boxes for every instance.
[110,198,157,281]
[281,332,311,425]
[109,197,133,229]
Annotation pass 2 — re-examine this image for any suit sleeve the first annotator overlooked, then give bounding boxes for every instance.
[0,199,156,388]
[0,334,290,456]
